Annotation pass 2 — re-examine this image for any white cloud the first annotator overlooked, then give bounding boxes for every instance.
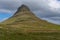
[0,9,12,13]
[48,0,60,9]
[48,0,60,13]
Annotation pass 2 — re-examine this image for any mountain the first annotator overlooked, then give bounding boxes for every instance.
[0,4,60,40]
[1,4,60,32]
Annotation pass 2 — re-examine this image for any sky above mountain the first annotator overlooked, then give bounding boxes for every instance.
[0,0,60,25]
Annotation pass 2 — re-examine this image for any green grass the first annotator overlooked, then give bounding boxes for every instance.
[0,28,60,40]
[0,26,60,40]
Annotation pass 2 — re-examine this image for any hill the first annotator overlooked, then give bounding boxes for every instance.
[0,4,60,40]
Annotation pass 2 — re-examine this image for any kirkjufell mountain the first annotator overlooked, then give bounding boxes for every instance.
[0,4,60,40]
[1,4,60,31]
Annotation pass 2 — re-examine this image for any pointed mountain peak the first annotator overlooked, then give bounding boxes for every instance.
[16,4,30,13]
[14,4,31,16]
[20,4,30,9]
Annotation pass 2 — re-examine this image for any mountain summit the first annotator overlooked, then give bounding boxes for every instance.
[14,4,33,17]
[17,5,30,11]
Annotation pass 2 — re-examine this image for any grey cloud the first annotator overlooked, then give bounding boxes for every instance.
[0,0,22,13]
[42,17,60,25]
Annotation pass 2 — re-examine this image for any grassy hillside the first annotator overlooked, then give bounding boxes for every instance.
[0,5,60,40]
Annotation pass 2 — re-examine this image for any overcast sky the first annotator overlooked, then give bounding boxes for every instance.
[0,0,60,25]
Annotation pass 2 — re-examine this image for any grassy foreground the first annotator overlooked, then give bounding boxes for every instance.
[0,26,60,40]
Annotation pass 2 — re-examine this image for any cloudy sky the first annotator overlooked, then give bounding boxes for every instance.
[0,0,60,25]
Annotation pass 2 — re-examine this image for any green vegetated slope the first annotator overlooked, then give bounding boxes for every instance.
[0,5,60,40]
